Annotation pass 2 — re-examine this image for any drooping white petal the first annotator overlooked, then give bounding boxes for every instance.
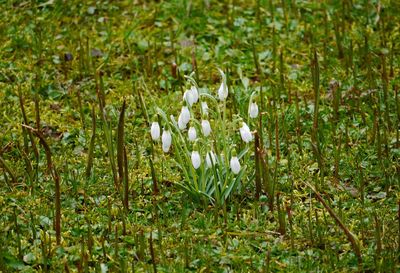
[190,86,199,104]
[201,101,209,115]
[230,156,241,174]
[183,90,194,106]
[150,122,160,141]
[180,106,190,125]
[178,114,187,130]
[201,120,211,137]
[188,126,197,142]
[240,122,253,143]
[249,102,259,118]
[206,151,217,168]
[191,151,201,169]
[161,130,172,152]
[218,81,228,101]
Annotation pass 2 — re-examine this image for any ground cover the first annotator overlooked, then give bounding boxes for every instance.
[0,0,399,272]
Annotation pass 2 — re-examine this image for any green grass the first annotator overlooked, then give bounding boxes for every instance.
[0,0,399,272]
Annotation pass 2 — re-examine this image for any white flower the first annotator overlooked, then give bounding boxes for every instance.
[150,122,160,141]
[206,151,217,168]
[178,114,187,130]
[181,106,190,124]
[218,81,228,101]
[201,120,211,137]
[230,156,241,174]
[188,126,197,141]
[183,90,194,106]
[201,101,209,115]
[190,86,199,104]
[249,102,259,118]
[178,106,190,130]
[239,122,253,143]
[161,129,172,152]
[191,151,201,169]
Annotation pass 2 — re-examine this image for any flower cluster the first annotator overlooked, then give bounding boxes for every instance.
[150,71,259,204]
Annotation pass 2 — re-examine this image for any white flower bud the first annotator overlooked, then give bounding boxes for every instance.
[150,122,160,141]
[161,129,172,152]
[230,156,241,174]
[190,86,198,104]
[218,81,228,101]
[180,106,190,124]
[183,90,194,106]
[178,114,187,130]
[240,122,253,143]
[249,102,259,118]
[191,151,201,169]
[201,120,211,137]
[188,126,197,142]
